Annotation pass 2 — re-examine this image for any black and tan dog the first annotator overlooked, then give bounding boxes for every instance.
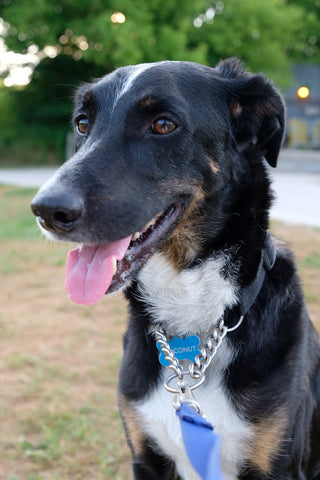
[31,58,320,479]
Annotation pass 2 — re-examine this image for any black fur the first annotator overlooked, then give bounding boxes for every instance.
[31,58,320,479]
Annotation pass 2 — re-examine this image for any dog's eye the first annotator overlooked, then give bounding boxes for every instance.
[152,118,176,135]
[76,116,89,135]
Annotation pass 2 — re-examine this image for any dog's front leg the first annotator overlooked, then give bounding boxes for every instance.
[119,395,177,479]
[132,460,177,479]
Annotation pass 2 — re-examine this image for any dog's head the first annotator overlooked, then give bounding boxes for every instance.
[31,58,285,305]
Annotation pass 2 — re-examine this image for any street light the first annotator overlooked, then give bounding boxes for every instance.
[297,86,310,100]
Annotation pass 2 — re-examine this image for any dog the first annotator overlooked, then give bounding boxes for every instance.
[31,58,320,480]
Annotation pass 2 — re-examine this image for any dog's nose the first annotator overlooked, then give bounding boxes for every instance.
[31,190,83,234]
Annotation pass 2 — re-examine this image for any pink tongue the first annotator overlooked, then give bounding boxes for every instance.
[65,235,132,305]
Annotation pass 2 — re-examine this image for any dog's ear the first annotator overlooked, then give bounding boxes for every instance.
[217,58,285,168]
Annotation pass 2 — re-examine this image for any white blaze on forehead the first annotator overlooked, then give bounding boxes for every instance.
[112,62,158,110]
[111,60,192,111]
[37,63,160,204]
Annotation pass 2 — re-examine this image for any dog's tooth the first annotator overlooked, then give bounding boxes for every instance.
[133,212,163,240]
[143,221,153,231]
[144,217,157,230]
[112,257,117,275]
[132,232,141,241]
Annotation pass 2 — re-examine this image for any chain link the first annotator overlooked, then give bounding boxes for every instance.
[155,315,244,408]
[189,318,228,380]
[156,329,184,380]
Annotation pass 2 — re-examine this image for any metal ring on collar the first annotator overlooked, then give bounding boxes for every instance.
[226,314,244,332]
[164,370,205,394]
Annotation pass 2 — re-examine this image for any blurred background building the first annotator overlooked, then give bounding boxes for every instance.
[285,63,320,148]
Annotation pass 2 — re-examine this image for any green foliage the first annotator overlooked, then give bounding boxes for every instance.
[2,0,319,81]
[0,0,320,164]
[13,55,103,124]
[0,85,15,130]
[197,0,315,86]
[287,0,320,58]
[0,55,106,165]
[0,86,65,165]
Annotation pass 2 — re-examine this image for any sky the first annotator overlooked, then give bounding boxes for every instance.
[0,17,42,87]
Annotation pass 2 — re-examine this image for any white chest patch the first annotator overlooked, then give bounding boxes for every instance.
[137,251,239,336]
[135,342,252,480]
[135,251,249,479]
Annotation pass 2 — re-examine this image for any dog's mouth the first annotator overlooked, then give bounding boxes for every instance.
[65,204,181,305]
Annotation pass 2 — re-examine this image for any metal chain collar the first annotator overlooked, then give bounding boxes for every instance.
[155,315,244,415]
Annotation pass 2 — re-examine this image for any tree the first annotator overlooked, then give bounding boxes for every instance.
[286,0,320,60]
[0,0,209,73]
[1,0,319,164]
[1,0,319,86]
[191,0,320,86]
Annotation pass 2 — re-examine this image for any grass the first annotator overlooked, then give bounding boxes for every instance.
[300,254,320,270]
[0,186,131,480]
[0,185,319,480]
[0,187,40,240]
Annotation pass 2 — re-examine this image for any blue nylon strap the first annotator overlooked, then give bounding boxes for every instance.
[176,403,224,480]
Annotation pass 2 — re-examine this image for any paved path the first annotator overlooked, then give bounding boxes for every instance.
[0,167,57,188]
[1,149,320,227]
[270,171,320,227]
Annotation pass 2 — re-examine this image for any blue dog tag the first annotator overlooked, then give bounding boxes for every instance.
[157,335,201,366]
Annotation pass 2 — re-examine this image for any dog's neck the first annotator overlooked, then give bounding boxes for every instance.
[136,248,240,337]
[136,232,275,337]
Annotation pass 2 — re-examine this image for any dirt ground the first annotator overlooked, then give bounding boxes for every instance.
[0,220,319,479]
[0,238,132,479]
